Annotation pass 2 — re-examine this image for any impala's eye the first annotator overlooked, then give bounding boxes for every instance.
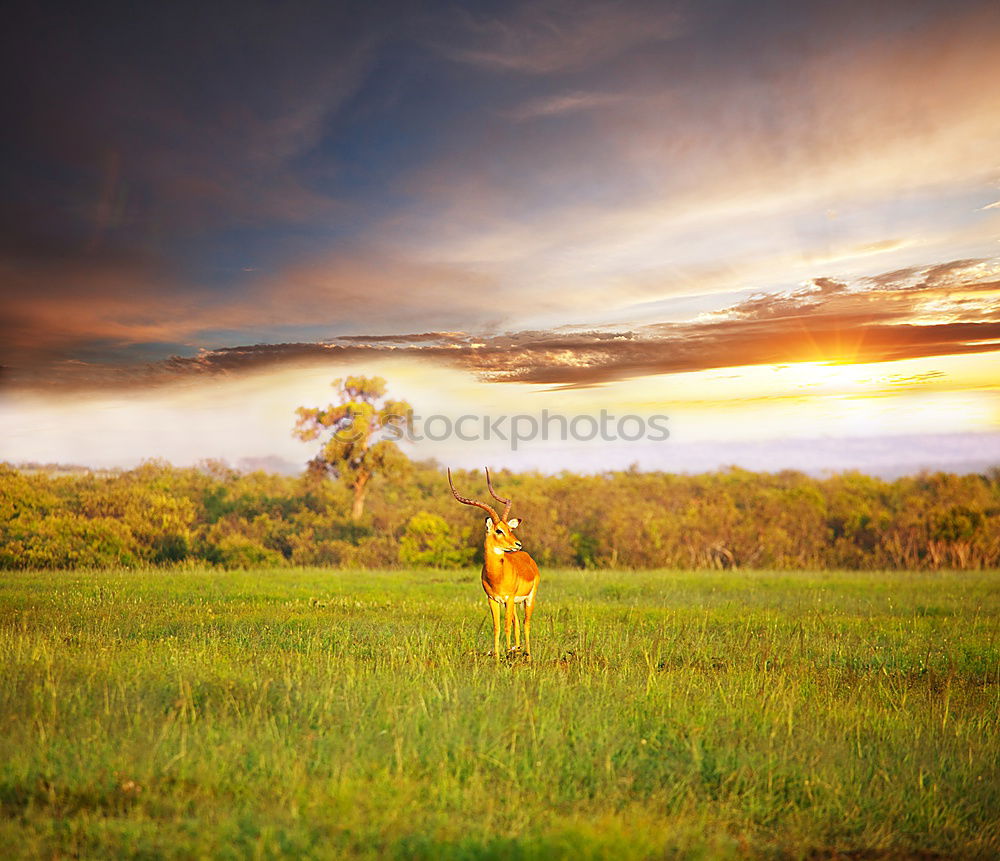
[495,529,503,536]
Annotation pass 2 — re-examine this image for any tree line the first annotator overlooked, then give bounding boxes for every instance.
[2,458,998,570]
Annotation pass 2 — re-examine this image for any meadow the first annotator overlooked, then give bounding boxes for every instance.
[0,567,997,859]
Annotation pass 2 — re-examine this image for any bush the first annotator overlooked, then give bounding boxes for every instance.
[399,512,473,568]
[0,514,137,569]
[213,535,284,569]
[2,460,999,571]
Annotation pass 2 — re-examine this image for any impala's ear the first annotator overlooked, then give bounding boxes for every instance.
[507,518,521,528]
[485,517,494,532]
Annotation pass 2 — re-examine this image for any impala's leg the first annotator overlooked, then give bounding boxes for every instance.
[511,603,521,651]
[488,598,501,659]
[504,598,516,653]
[523,586,537,660]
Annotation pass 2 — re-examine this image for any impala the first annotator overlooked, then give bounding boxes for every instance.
[448,467,540,660]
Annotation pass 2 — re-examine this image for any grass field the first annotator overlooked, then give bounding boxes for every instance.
[0,567,997,859]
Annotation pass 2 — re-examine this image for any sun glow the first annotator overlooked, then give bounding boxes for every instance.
[776,361,882,396]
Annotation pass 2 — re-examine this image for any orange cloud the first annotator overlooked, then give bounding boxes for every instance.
[8,260,999,393]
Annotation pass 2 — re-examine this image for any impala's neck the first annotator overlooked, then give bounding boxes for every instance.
[483,537,509,576]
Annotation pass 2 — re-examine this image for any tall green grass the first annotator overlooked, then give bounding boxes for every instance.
[0,567,997,858]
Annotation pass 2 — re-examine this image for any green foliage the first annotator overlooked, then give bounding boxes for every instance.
[212,534,284,569]
[0,514,136,569]
[399,511,473,568]
[0,567,997,857]
[2,459,1000,571]
[293,376,412,520]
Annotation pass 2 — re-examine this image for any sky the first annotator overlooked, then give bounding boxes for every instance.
[2,0,999,475]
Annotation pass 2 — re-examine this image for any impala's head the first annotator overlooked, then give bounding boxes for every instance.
[448,467,524,555]
[485,515,522,554]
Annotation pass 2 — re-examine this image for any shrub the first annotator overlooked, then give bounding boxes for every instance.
[214,535,284,569]
[399,512,473,568]
[1,514,137,569]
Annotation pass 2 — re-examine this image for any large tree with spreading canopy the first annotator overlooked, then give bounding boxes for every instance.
[293,376,411,520]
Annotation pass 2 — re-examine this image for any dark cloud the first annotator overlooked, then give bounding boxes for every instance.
[8,261,998,392]
[454,320,1000,387]
[0,0,403,328]
[712,280,850,322]
[861,259,988,290]
[4,0,1000,398]
[333,332,473,344]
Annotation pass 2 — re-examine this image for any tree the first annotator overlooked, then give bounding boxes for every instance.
[293,376,411,521]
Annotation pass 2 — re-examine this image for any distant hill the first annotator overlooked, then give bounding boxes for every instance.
[234,456,304,476]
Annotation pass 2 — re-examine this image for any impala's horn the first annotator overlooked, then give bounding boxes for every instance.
[484,467,512,521]
[448,468,500,521]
